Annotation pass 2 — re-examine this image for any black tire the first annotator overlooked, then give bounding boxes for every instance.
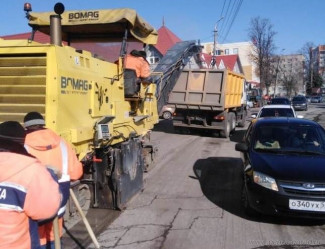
[162,111,172,120]
[241,184,256,217]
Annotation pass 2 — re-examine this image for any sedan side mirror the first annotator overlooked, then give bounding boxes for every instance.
[235,143,248,152]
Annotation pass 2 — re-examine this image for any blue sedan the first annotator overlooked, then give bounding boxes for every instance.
[236,117,325,218]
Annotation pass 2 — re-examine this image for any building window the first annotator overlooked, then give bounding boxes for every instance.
[233,48,238,54]
[225,49,229,55]
[216,49,222,55]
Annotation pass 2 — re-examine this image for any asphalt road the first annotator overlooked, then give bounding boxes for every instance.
[87,103,325,249]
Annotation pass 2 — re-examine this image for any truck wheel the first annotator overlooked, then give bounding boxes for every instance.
[220,120,230,138]
[229,113,236,131]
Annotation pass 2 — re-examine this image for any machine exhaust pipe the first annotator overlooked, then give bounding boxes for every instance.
[50,15,62,46]
[50,3,65,46]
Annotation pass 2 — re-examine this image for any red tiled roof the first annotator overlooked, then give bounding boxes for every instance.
[1,31,51,43]
[155,25,181,55]
[217,54,238,70]
[1,31,142,62]
[200,53,240,71]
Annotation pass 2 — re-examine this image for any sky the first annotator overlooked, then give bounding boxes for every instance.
[1,0,324,55]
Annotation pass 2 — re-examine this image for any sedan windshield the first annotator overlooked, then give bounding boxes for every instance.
[253,124,325,155]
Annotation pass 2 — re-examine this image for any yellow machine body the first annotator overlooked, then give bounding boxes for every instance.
[0,12,159,161]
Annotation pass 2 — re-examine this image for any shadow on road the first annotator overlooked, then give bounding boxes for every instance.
[153,119,175,133]
[192,156,324,226]
[154,119,249,140]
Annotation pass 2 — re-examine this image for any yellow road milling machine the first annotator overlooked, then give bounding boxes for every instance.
[0,3,161,217]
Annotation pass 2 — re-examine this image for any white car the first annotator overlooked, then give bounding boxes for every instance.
[251,104,303,119]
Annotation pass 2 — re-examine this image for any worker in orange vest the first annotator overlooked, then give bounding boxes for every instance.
[124,49,151,81]
[0,121,61,249]
[24,112,83,249]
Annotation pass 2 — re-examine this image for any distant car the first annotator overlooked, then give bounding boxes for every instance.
[269,97,291,105]
[305,96,311,103]
[291,96,308,111]
[247,100,254,108]
[236,117,325,218]
[251,104,302,119]
[311,96,323,103]
[159,105,175,120]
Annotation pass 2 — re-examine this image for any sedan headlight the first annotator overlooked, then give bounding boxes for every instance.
[253,171,278,191]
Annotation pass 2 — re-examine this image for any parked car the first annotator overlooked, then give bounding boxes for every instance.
[311,95,323,103]
[159,105,175,120]
[305,95,311,103]
[251,104,302,119]
[291,96,308,111]
[236,118,325,218]
[269,97,291,105]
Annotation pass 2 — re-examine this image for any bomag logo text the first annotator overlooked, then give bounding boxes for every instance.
[69,11,99,20]
[61,76,89,91]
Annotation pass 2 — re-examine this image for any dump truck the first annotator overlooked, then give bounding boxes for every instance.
[169,69,247,138]
[0,3,162,223]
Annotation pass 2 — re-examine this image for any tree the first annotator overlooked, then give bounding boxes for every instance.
[299,42,315,94]
[280,66,298,97]
[248,17,276,95]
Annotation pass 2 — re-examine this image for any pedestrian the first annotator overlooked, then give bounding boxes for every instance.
[0,121,61,249]
[24,112,83,249]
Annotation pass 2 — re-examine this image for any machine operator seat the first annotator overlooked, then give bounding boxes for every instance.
[124,69,140,97]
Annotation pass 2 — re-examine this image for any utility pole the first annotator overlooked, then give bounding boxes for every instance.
[310,47,313,89]
[211,17,223,68]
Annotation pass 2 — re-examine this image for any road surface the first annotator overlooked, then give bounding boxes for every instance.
[85,103,325,249]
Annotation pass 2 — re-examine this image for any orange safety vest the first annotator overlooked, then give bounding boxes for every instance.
[124,54,151,78]
[25,128,83,245]
[0,152,61,249]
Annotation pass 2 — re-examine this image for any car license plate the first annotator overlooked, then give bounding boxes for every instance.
[289,199,325,212]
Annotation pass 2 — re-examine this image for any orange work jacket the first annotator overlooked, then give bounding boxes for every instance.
[0,152,61,249]
[124,54,151,78]
[25,128,83,245]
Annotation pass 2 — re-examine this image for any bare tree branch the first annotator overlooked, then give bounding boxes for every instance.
[248,17,276,94]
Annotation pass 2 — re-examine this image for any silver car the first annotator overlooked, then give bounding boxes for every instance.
[159,105,175,120]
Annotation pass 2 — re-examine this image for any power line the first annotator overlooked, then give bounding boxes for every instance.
[219,0,238,39]
[221,0,244,43]
[218,0,233,38]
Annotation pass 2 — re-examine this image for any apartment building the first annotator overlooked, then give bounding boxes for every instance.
[311,45,325,81]
[274,54,305,96]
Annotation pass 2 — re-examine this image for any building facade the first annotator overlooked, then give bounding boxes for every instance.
[311,45,325,82]
[274,54,305,96]
[201,41,259,83]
